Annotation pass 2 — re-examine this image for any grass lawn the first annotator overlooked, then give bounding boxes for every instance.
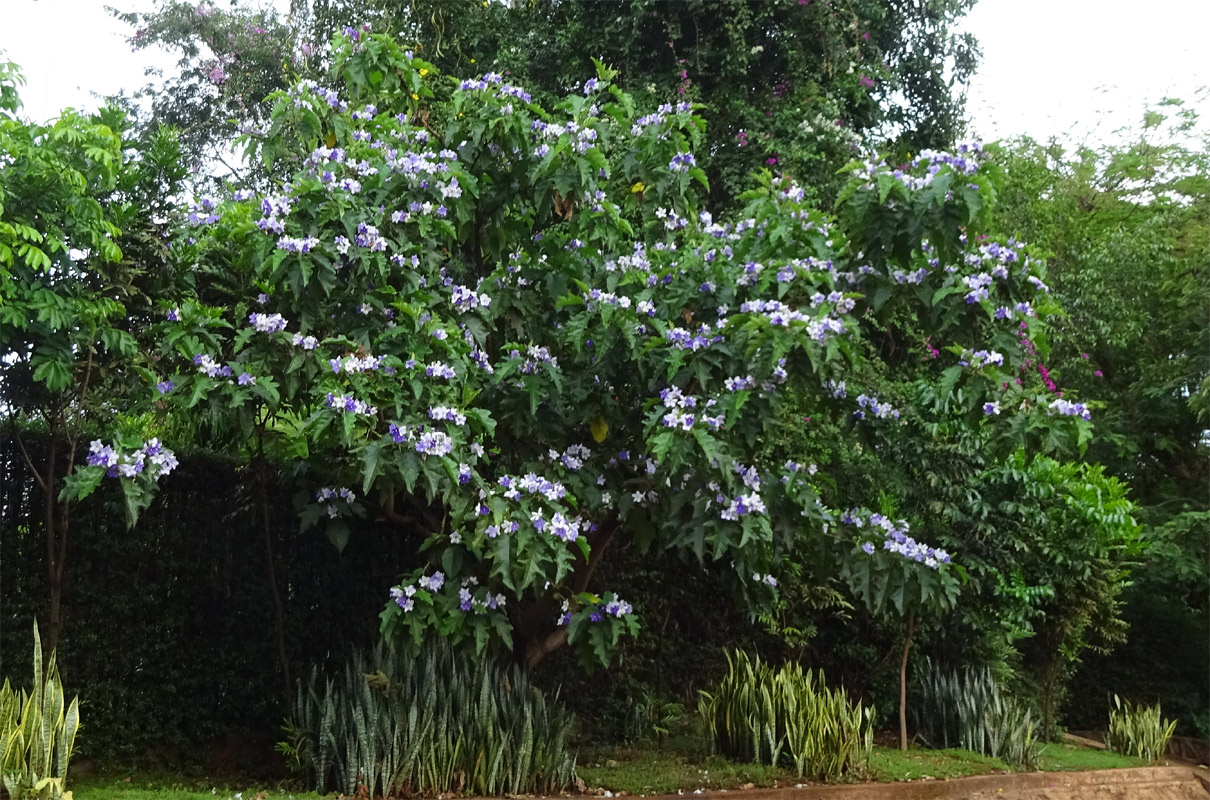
[68,774,327,800]
[576,734,1019,794]
[67,739,1154,798]
[867,747,1010,781]
[1036,741,1150,771]
[577,732,1157,795]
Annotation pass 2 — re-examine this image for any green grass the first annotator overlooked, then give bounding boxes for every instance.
[868,747,1010,781]
[67,740,1153,798]
[577,736,797,795]
[578,735,1153,795]
[1036,742,1150,772]
[68,774,328,800]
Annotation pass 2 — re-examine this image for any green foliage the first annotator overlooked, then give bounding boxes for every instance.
[0,624,81,800]
[626,688,685,743]
[698,651,873,780]
[867,747,1008,781]
[1104,695,1177,763]
[286,642,577,796]
[911,659,1039,768]
[127,25,1074,674]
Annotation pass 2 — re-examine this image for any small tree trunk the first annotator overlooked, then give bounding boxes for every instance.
[258,470,292,711]
[43,435,63,653]
[899,614,917,751]
[515,516,619,670]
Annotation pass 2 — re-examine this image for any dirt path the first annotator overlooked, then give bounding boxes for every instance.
[636,766,1210,800]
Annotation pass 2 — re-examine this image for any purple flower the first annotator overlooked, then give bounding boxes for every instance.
[166,308,181,322]
[156,380,174,394]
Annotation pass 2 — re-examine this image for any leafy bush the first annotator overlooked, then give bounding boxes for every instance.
[627,687,685,743]
[698,650,873,780]
[283,642,576,796]
[0,624,81,800]
[1105,695,1177,762]
[912,659,1039,768]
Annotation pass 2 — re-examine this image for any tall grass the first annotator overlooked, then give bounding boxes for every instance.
[698,650,873,781]
[283,642,577,797]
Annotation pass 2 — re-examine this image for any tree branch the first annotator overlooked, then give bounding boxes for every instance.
[13,424,48,493]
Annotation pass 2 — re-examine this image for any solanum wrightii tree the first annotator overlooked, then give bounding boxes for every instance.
[68,31,1091,671]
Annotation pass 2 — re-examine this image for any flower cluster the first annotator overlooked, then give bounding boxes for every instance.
[841,511,951,568]
[450,284,492,312]
[630,102,693,137]
[390,570,446,613]
[193,354,232,378]
[753,572,778,588]
[316,486,355,518]
[1049,398,1091,420]
[249,312,288,333]
[854,393,899,420]
[668,152,696,172]
[425,361,457,380]
[416,429,456,456]
[330,353,383,373]
[428,405,467,425]
[326,392,377,415]
[87,438,179,480]
[960,349,1004,368]
[665,324,724,351]
[658,385,722,432]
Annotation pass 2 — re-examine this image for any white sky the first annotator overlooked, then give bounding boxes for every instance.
[1,0,1208,145]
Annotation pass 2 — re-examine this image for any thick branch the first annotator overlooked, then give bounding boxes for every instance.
[13,426,48,493]
[521,515,622,670]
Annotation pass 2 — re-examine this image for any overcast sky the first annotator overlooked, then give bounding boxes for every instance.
[1,0,1207,146]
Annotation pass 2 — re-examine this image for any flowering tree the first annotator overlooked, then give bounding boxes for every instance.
[71,30,1090,669]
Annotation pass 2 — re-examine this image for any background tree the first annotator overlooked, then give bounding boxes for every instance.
[988,104,1210,736]
[0,62,190,650]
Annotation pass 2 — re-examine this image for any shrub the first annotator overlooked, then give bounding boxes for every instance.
[283,642,576,796]
[698,650,873,780]
[912,659,1039,768]
[1105,695,1177,762]
[0,624,81,800]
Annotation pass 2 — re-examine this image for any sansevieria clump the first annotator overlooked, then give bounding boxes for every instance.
[698,650,874,781]
[281,642,576,797]
[911,658,1040,768]
[0,623,81,800]
[1105,695,1177,762]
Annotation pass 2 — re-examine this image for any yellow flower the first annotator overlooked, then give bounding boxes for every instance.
[631,181,645,194]
[419,68,429,76]
[411,93,419,100]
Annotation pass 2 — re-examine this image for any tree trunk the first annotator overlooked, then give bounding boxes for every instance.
[43,434,63,653]
[518,516,620,670]
[258,469,292,711]
[899,614,917,751]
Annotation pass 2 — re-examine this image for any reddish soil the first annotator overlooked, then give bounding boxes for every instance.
[636,767,1210,800]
